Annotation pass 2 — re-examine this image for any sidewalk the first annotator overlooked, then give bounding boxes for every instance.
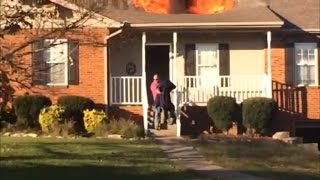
[152,134,267,180]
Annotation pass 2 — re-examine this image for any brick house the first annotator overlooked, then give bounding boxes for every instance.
[1,0,319,137]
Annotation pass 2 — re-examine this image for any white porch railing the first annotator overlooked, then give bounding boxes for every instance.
[177,75,271,104]
[110,75,271,105]
[110,76,142,105]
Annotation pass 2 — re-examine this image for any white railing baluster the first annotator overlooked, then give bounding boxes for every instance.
[110,76,143,105]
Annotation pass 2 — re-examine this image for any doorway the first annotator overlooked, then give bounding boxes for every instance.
[145,45,170,106]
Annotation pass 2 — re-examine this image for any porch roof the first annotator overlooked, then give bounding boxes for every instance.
[99,0,283,29]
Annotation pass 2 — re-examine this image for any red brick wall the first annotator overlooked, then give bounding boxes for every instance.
[0,28,108,105]
[108,105,143,125]
[271,41,320,121]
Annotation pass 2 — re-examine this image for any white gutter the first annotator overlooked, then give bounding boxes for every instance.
[130,21,284,28]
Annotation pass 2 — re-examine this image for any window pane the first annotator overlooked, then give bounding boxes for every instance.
[303,49,308,61]
[296,53,303,64]
[199,51,213,65]
[308,65,315,84]
[308,54,315,64]
[48,63,66,84]
[198,66,215,86]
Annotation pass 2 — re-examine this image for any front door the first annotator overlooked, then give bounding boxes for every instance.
[145,45,170,106]
[196,43,219,87]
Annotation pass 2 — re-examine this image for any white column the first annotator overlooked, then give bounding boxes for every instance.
[173,32,181,137]
[267,31,272,98]
[142,32,148,135]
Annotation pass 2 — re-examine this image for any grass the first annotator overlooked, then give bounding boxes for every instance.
[188,136,320,180]
[0,137,209,180]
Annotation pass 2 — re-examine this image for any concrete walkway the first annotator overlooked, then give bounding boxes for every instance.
[152,134,266,180]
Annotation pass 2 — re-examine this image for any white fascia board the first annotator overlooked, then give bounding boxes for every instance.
[130,21,284,28]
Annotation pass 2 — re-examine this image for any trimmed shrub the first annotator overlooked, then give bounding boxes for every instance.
[242,97,278,134]
[39,105,65,133]
[13,95,51,128]
[83,109,108,133]
[207,96,238,131]
[57,95,95,132]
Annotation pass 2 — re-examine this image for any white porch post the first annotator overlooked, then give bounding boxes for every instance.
[142,32,148,135]
[173,32,180,137]
[267,31,272,98]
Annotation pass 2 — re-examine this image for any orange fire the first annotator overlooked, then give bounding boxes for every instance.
[132,0,171,14]
[188,0,234,14]
[132,0,234,14]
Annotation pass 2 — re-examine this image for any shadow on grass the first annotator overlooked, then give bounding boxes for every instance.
[240,169,320,180]
[190,139,320,180]
[0,165,205,180]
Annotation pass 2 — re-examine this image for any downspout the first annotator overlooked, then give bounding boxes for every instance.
[104,25,125,112]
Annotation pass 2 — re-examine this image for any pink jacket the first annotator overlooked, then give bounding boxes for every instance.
[150,80,159,101]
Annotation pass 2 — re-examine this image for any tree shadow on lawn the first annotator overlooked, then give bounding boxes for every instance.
[240,169,320,180]
[0,139,211,180]
[0,165,207,180]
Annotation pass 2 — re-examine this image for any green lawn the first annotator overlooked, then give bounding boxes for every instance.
[0,137,208,180]
[189,136,320,180]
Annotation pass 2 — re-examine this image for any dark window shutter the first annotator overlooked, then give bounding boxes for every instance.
[285,43,295,86]
[32,39,46,85]
[68,40,79,85]
[185,44,196,76]
[219,43,230,76]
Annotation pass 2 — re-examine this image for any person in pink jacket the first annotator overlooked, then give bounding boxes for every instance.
[150,74,161,129]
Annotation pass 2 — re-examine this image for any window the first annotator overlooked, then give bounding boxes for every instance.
[294,43,318,86]
[32,39,79,85]
[44,39,68,85]
[196,43,219,86]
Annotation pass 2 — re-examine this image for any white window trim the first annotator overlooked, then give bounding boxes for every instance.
[294,42,319,87]
[44,39,69,86]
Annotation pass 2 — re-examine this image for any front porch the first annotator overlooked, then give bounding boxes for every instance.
[108,30,273,136]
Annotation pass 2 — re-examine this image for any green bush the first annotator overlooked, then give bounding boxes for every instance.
[39,105,65,133]
[83,109,108,133]
[207,96,238,131]
[13,95,51,128]
[57,95,95,132]
[242,97,278,134]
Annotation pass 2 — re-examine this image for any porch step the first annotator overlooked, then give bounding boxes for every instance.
[151,124,177,137]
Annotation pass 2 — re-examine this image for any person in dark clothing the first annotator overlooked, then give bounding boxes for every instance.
[157,79,176,125]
